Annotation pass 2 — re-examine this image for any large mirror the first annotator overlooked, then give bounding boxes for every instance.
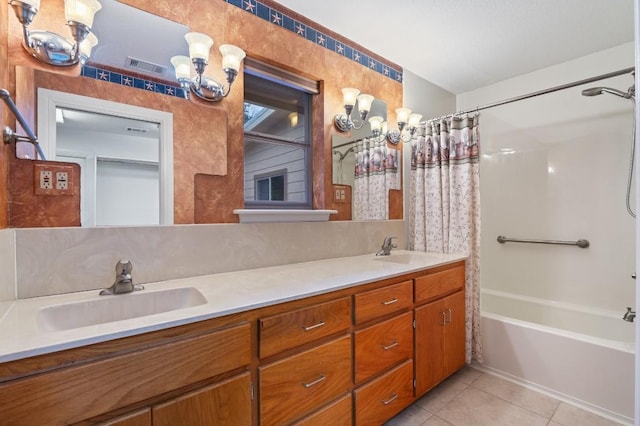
[11,0,401,226]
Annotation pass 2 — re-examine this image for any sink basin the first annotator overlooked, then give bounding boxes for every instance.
[373,253,439,265]
[37,287,207,331]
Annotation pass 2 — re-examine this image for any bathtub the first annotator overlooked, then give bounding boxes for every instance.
[479,289,635,424]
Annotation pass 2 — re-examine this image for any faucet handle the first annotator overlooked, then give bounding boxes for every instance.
[115,259,133,275]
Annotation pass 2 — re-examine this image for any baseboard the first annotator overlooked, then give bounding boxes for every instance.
[470,362,633,426]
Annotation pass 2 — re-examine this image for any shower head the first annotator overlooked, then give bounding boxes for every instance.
[581,87,606,97]
[581,86,634,100]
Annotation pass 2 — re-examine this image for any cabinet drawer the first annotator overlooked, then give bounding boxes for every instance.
[259,297,351,358]
[354,359,414,426]
[354,280,412,324]
[0,322,251,425]
[415,265,465,303]
[354,311,413,384]
[153,373,251,426]
[294,394,352,426]
[259,335,352,426]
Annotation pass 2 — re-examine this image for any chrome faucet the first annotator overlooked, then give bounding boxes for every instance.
[100,259,144,295]
[376,236,398,256]
[623,307,636,322]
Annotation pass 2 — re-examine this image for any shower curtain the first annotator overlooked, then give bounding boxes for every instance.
[353,137,400,220]
[408,115,482,363]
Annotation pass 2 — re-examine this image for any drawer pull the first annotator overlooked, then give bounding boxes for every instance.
[381,298,398,306]
[302,374,326,388]
[381,393,398,405]
[302,321,325,331]
[382,340,399,351]
[446,308,453,324]
[440,311,446,326]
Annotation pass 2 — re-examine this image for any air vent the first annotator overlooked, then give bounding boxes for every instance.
[125,57,168,75]
[127,127,148,133]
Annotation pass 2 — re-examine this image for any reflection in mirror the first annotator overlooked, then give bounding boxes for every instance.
[332,98,387,187]
[89,0,189,82]
[331,99,402,220]
[37,88,174,226]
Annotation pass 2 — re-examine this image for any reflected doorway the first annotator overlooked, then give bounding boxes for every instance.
[37,88,174,226]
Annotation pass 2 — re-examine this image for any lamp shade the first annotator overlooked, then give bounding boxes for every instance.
[408,113,423,129]
[219,44,246,72]
[171,55,191,81]
[78,31,98,59]
[185,32,214,62]
[64,0,102,28]
[395,107,412,125]
[356,94,374,114]
[368,116,384,134]
[341,88,360,107]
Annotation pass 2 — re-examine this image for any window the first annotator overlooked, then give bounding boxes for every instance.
[243,60,317,209]
[255,170,286,201]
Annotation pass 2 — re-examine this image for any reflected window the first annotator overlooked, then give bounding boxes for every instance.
[243,62,316,209]
[255,170,286,201]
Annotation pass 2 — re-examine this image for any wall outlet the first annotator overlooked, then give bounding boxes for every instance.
[34,163,74,195]
[40,170,53,189]
[56,172,68,190]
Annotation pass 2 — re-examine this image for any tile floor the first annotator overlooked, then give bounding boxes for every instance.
[385,366,624,426]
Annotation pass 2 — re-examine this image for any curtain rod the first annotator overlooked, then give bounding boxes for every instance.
[427,66,635,122]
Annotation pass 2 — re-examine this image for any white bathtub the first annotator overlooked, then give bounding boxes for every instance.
[480,289,635,424]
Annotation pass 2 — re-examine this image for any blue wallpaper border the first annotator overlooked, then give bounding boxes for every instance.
[80,1,403,97]
[227,0,403,83]
[81,65,187,99]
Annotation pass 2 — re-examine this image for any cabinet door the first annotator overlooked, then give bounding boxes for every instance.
[443,291,466,377]
[414,298,447,396]
[152,373,251,426]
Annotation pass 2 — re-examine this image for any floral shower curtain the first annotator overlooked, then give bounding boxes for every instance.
[408,115,482,363]
[353,137,400,220]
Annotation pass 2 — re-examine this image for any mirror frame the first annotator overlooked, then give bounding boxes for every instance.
[37,88,175,225]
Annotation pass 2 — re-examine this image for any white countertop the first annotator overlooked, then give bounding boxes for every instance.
[0,250,465,364]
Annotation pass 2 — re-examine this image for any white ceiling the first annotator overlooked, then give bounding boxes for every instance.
[273,0,635,94]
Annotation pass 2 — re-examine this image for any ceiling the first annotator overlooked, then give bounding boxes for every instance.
[272,0,635,94]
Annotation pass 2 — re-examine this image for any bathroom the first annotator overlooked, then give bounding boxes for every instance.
[0,0,638,425]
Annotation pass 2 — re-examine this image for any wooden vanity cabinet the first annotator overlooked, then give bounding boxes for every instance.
[0,260,468,426]
[414,264,466,396]
[0,322,252,426]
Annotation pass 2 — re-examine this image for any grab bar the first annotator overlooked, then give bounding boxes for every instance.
[497,235,589,249]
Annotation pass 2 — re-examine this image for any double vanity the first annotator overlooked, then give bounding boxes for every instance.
[0,250,466,425]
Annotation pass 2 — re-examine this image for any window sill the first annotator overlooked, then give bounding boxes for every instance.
[233,209,338,223]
